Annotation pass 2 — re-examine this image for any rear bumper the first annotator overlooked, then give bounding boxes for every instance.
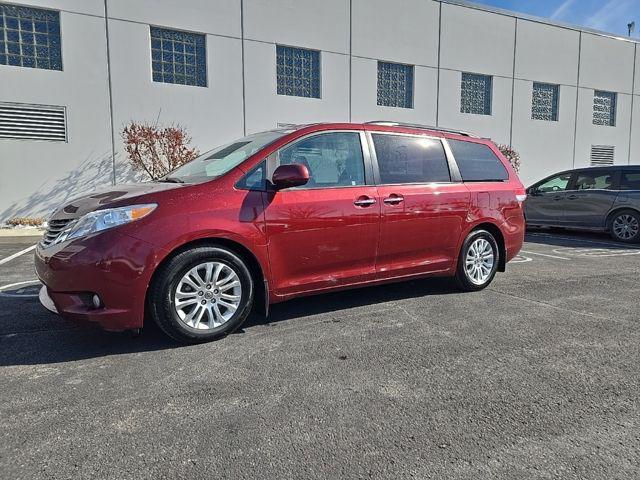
[34,231,161,332]
[503,213,526,262]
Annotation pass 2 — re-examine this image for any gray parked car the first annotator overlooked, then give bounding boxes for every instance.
[525,166,640,243]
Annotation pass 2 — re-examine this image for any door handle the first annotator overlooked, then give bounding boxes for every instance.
[354,196,376,207]
[383,194,404,205]
[553,195,563,201]
[567,194,578,200]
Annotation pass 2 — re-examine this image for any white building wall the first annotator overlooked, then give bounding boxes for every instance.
[2,0,640,220]
[0,4,113,220]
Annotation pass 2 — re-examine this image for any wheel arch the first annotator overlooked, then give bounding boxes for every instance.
[146,237,269,324]
[469,222,507,272]
[605,206,640,230]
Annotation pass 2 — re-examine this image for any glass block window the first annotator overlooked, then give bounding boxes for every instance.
[377,61,414,108]
[0,5,62,70]
[276,45,320,98]
[532,83,559,121]
[593,90,617,126]
[461,73,492,115]
[150,27,207,87]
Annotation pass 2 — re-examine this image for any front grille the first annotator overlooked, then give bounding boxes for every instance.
[41,219,74,247]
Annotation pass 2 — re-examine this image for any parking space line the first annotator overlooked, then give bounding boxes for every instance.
[0,244,36,266]
[520,250,570,260]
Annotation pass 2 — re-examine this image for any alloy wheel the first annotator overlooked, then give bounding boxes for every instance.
[465,238,495,286]
[613,214,639,241]
[174,261,242,329]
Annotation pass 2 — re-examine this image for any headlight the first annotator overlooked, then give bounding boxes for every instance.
[51,204,157,246]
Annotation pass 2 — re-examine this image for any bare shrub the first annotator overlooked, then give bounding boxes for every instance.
[121,122,199,180]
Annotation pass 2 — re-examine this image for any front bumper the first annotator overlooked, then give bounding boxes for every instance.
[35,231,161,331]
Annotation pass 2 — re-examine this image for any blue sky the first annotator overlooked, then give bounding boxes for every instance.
[472,0,639,37]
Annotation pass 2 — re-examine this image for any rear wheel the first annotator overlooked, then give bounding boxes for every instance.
[149,246,254,343]
[609,210,640,243]
[455,230,500,292]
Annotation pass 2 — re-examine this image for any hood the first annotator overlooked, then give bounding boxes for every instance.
[49,182,185,220]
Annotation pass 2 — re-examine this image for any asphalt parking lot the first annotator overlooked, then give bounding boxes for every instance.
[1,231,639,479]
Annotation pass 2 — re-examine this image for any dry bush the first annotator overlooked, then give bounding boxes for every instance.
[498,144,521,173]
[121,122,199,180]
[6,217,45,227]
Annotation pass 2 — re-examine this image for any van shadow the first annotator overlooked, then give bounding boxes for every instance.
[524,228,637,250]
[0,276,457,366]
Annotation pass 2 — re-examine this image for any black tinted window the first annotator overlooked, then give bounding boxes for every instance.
[448,139,509,182]
[372,134,450,184]
[621,170,640,190]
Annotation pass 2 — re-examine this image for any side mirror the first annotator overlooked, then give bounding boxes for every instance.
[527,186,537,195]
[272,163,310,190]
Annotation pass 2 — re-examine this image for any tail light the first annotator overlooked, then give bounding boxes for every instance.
[515,187,527,205]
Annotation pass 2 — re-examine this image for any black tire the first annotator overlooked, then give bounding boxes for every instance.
[454,229,500,292]
[608,209,640,244]
[148,246,254,344]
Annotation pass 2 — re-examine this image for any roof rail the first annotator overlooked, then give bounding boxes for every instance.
[364,121,480,138]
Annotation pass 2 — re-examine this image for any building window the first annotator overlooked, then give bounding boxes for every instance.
[0,5,62,70]
[150,27,207,87]
[532,83,559,121]
[461,73,492,115]
[593,91,616,126]
[276,45,320,98]
[377,61,414,109]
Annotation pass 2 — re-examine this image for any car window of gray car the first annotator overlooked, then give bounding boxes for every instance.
[620,170,640,190]
[574,171,616,190]
[537,173,571,192]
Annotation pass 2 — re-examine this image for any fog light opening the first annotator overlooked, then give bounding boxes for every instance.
[92,294,103,309]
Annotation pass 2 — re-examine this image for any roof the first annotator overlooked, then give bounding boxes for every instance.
[441,0,640,45]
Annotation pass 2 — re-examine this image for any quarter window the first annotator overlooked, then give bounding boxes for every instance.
[461,73,492,115]
[532,83,559,121]
[620,170,640,190]
[377,61,414,109]
[448,140,508,182]
[372,134,450,184]
[276,45,321,98]
[536,174,571,193]
[276,132,365,188]
[0,4,62,70]
[593,91,617,126]
[574,171,616,190]
[150,27,207,87]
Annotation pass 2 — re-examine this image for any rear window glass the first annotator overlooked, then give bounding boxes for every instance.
[621,170,640,190]
[372,134,451,184]
[448,139,509,182]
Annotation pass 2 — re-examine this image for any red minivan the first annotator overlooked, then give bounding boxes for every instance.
[35,122,526,343]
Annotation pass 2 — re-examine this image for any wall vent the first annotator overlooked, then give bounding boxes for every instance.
[0,102,67,141]
[590,145,614,166]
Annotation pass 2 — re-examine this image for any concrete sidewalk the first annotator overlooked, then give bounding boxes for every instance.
[0,229,43,245]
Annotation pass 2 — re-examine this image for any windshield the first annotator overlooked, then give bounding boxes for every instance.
[165,130,289,183]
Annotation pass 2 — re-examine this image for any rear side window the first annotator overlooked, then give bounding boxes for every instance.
[574,170,616,190]
[620,170,640,190]
[372,134,451,184]
[448,139,509,182]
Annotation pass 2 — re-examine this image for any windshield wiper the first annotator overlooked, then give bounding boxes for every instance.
[158,177,185,184]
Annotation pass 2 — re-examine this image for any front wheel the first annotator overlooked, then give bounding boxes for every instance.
[609,210,640,243]
[455,230,500,292]
[148,246,254,343]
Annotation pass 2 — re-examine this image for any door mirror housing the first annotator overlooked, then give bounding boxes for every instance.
[527,186,538,195]
[272,164,310,190]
